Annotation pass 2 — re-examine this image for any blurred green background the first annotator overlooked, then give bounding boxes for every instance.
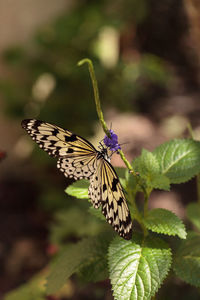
[1,0,200,299]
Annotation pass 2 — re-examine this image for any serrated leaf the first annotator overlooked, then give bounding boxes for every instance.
[148,174,170,191]
[153,139,200,184]
[134,149,160,173]
[65,180,89,199]
[144,208,186,239]
[46,235,110,294]
[132,149,170,191]
[173,232,200,287]
[108,234,172,300]
[186,203,200,230]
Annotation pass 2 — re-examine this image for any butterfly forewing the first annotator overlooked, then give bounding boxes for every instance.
[21,119,97,158]
[89,158,132,240]
[22,119,132,240]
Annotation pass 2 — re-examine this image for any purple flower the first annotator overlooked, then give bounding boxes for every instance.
[103,130,121,151]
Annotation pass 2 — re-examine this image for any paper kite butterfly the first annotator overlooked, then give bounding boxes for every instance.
[21,119,132,240]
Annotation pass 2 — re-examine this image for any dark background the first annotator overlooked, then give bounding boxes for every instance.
[0,0,200,299]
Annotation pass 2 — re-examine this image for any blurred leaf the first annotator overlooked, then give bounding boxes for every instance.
[4,270,47,300]
[3,46,26,65]
[46,235,111,294]
[115,167,126,178]
[186,203,200,231]
[49,207,106,245]
[38,187,69,211]
[173,232,200,287]
[78,234,112,282]
[144,208,187,239]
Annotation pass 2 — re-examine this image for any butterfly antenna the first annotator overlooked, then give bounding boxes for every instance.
[119,141,130,147]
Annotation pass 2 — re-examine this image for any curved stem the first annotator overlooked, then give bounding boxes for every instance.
[78,58,111,138]
[78,58,149,235]
[143,188,152,218]
[78,58,139,177]
[129,190,148,236]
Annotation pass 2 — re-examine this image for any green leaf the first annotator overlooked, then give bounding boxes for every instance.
[78,235,112,282]
[108,234,172,300]
[186,203,200,230]
[144,208,187,239]
[132,149,170,190]
[115,167,126,178]
[134,149,160,173]
[173,232,200,287]
[88,206,105,221]
[65,179,89,199]
[46,235,110,294]
[153,139,200,184]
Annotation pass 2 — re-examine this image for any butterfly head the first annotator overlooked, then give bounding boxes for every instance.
[98,141,111,161]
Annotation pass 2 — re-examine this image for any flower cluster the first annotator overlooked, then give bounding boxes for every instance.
[103,130,121,151]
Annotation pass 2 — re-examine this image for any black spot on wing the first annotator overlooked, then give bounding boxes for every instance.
[111,178,118,192]
[65,134,77,142]
[67,148,74,153]
[103,183,107,192]
[32,120,43,130]
[41,135,47,141]
[21,119,30,129]
[118,197,123,206]
[52,128,59,136]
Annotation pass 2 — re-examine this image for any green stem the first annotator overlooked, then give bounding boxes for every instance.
[118,149,138,176]
[78,58,111,138]
[129,190,148,236]
[143,188,152,217]
[78,58,139,177]
[78,58,149,233]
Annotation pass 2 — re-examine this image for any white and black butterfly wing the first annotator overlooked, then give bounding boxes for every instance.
[89,158,132,240]
[57,155,98,180]
[21,119,97,180]
[21,119,97,158]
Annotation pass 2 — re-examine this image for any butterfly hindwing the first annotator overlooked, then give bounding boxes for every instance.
[89,158,132,240]
[88,171,102,209]
[57,155,97,180]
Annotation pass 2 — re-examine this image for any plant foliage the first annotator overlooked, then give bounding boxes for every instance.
[173,232,200,288]
[44,138,200,299]
[108,234,172,300]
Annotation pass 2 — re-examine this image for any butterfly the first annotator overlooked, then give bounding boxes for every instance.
[21,119,132,240]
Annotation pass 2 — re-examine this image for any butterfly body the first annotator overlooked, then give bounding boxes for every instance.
[21,119,132,240]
